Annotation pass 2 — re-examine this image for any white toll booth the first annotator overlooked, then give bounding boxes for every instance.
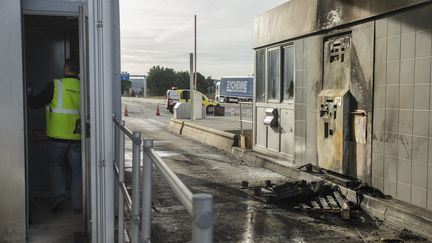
[0,0,121,242]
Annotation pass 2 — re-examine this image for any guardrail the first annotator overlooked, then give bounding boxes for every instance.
[113,115,214,243]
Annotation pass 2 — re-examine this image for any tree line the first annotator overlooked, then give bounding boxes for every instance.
[146,65,216,97]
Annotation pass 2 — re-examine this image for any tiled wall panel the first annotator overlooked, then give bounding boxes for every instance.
[372,4,432,209]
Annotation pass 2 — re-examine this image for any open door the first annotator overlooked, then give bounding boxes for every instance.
[79,5,91,236]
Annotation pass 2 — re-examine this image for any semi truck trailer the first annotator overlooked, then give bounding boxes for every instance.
[215,76,253,103]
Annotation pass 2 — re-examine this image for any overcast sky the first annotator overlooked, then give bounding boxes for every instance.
[119,0,287,79]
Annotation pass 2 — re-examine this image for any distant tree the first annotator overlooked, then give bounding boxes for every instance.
[175,71,190,89]
[205,77,217,98]
[196,74,216,98]
[146,65,216,97]
[121,80,132,95]
[147,66,178,96]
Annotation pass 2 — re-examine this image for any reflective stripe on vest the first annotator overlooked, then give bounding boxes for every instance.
[46,78,81,140]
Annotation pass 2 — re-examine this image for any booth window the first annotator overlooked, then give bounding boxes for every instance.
[267,48,280,102]
[283,46,294,101]
[255,49,266,102]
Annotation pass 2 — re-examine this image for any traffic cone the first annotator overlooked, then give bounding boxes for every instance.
[156,104,160,116]
[124,105,129,117]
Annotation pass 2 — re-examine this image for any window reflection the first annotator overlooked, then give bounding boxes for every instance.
[267,48,280,101]
[255,50,266,102]
[283,46,294,101]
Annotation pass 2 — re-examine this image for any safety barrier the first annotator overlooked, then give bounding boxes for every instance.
[113,115,213,243]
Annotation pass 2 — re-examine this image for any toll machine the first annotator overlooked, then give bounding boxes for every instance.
[0,0,121,242]
[317,35,354,174]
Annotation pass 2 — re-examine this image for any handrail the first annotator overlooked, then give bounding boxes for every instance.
[113,162,132,210]
[112,114,213,243]
[147,148,194,214]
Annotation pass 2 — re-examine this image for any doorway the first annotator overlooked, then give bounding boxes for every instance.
[23,15,85,242]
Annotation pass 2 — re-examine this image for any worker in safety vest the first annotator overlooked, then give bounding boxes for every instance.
[28,59,82,214]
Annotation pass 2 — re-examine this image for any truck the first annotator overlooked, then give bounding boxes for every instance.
[215,76,253,103]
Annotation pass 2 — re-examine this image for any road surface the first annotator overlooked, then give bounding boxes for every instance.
[121,97,426,243]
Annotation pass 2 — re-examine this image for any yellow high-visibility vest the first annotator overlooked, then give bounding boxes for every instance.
[46,78,81,140]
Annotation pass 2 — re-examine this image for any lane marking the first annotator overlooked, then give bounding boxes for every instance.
[148,119,168,126]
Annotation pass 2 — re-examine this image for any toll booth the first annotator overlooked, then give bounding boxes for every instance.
[253,0,432,210]
[0,0,121,242]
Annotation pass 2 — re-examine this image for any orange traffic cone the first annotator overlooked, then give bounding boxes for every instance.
[156,104,160,116]
[124,105,129,117]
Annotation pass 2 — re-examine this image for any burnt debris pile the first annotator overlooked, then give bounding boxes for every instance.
[241,180,355,219]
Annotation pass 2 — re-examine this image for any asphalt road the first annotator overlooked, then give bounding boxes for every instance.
[121,97,426,243]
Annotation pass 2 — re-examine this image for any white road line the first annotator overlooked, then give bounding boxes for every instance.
[147,119,168,126]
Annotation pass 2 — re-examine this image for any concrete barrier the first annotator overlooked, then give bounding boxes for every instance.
[169,118,238,153]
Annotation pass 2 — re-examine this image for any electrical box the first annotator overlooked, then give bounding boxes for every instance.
[263,108,278,128]
[317,89,351,174]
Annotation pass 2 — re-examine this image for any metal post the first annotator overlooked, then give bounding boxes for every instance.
[114,127,119,217]
[190,53,194,121]
[141,139,153,243]
[118,121,126,243]
[194,15,197,92]
[192,194,213,243]
[239,102,243,136]
[131,132,142,243]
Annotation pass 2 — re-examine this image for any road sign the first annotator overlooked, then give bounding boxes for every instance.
[121,72,130,81]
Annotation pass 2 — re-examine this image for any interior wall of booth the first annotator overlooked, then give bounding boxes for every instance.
[25,15,79,197]
[0,1,26,241]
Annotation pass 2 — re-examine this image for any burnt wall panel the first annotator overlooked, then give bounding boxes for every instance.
[372,4,432,210]
[253,0,432,48]
[351,22,375,183]
[304,36,323,166]
[294,39,307,165]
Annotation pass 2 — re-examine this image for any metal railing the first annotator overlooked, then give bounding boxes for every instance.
[239,102,253,136]
[113,115,214,243]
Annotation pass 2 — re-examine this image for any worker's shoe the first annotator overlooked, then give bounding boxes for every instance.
[51,196,65,213]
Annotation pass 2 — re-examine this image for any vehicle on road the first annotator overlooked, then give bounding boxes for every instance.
[216,76,253,103]
[166,89,220,114]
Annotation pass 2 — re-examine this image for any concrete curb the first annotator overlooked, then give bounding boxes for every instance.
[168,118,432,240]
[169,118,238,153]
